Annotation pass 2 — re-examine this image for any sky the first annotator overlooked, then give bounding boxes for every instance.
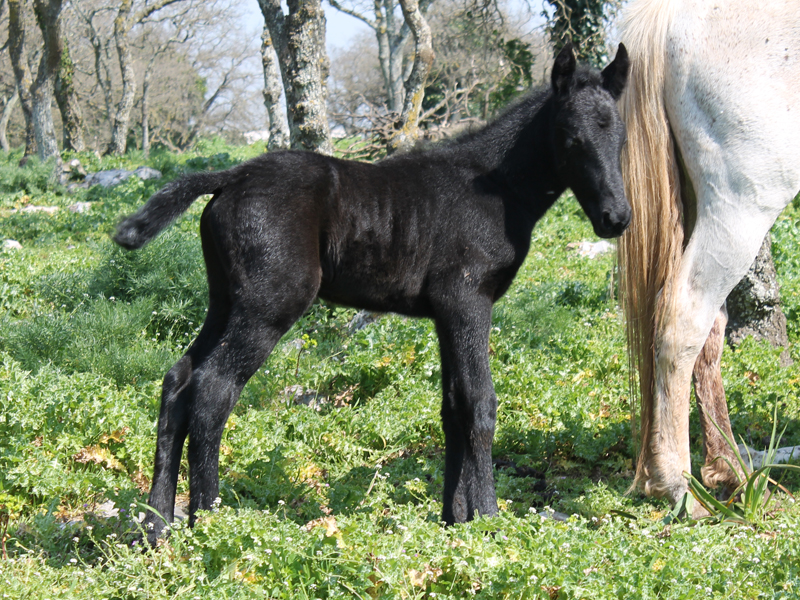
[241,1,373,54]
[242,0,545,54]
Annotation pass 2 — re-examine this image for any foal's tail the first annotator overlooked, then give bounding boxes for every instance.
[114,170,233,250]
[617,0,684,493]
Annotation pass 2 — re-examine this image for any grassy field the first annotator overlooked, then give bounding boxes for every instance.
[1,142,799,599]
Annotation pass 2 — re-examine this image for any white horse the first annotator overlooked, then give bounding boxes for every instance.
[618,0,800,511]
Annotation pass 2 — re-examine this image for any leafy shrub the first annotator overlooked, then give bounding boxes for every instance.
[0,155,59,197]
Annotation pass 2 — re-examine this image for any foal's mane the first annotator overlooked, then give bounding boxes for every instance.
[408,66,607,171]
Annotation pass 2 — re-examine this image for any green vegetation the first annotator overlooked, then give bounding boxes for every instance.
[1,144,799,598]
[684,401,800,527]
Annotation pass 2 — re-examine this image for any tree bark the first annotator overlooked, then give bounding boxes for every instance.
[8,0,38,157]
[0,89,19,153]
[726,234,791,365]
[54,38,85,152]
[29,0,63,161]
[258,0,332,154]
[107,0,134,155]
[141,64,152,157]
[260,26,289,151]
[81,8,115,133]
[328,0,430,115]
[389,0,434,152]
[107,0,186,156]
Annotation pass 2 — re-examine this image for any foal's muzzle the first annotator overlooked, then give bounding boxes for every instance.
[594,200,631,238]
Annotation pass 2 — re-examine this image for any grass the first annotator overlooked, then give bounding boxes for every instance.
[684,400,800,527]
[0,143,799,598]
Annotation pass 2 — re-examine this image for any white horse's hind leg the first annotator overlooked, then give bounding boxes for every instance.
[692,306,746,495]
[644,207,786,505]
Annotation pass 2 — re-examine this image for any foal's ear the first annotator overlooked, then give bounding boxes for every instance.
[601,43,629,100]
[551,42,577,95]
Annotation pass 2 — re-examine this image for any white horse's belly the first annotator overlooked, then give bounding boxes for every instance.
[665,0,800,221]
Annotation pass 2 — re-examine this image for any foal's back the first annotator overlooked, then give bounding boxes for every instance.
[207,148,527,318]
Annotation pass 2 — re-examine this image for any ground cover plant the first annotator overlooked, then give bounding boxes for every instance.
[1,143,799,598]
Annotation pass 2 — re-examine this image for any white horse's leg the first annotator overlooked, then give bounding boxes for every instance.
[639,0,800,506]
[645,208,782,504]
[692,305,746,494]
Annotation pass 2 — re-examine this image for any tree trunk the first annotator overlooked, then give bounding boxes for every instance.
[107,0,135,156]
[141,65,152,158]
[28,0,63,162]
[54,38,85,152]
[8,0,38,157]
[328,0,429,117]
[260,26,289,151]
[389,0,434,152]
[0,89,19,153]
[374,7,394,110]
[726,234,791,365]
[545,0,613,67]
[384,0,407,114]
[85,13,115,134]
[259,0,333,155]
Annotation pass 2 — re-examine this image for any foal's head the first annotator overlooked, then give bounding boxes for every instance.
[550,43,630,239]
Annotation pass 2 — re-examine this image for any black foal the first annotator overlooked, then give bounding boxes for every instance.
[115,43,630,543]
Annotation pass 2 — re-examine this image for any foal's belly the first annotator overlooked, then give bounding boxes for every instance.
[318,258,435,318]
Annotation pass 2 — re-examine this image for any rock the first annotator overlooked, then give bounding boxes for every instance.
[84,169,134,188]
[68,201,92,213]
[244,130,270,144]
[282,384,328,410]
[21,205,59,215]
[737,444,800,470]
[726,235,791,365]
[3,239,22,250]
[83,166,162,188]
[61,158,87,180]
[567,240,615,259]
[349,310,382,331]
[133,166,162,181]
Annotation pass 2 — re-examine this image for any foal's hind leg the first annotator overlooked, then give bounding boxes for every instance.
[143,204,320,542]
[434,293,498,524]
[692,306,745,496]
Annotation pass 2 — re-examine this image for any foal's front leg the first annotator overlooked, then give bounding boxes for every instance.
[435,296,498,524]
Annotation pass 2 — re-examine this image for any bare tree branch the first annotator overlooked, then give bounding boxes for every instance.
[327,0,376,28]
[389,0,433,151]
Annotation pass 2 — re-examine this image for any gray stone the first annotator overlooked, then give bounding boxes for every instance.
[68,201,92,213]
[3,239,22,250]
[84,169,134,188]
[84,167,161,188]
[737,444,800,469]
[726,235,791,365]
[20,205,59,215]
[348,310,382,331]
[282,384,328,410]
[134,166,162,181]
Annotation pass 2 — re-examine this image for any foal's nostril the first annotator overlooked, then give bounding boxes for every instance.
[602,211,614,231]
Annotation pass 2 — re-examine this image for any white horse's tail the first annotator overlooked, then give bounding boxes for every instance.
[617,0,684,492]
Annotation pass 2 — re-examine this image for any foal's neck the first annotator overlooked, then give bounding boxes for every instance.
[461,92,566,221]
